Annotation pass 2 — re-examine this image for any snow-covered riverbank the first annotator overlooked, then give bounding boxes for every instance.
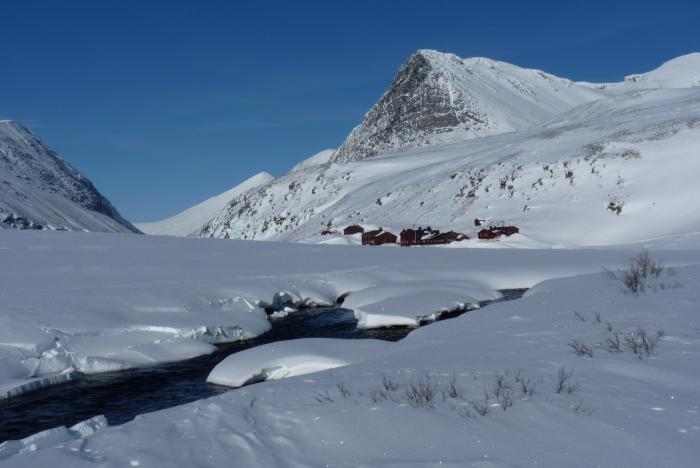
[2,231,700,402]
[3,250,699,467]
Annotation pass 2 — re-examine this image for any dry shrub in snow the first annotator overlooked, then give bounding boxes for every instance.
[604,327,664,358]
[493,373,514,410]
[382,374,400,392]
[623,327,664,357]
[604,250,677,295]
[319,371,538,417]
[604,331,623,354]
[315,389,335,403]
[405,374,436,408]
[514,369,536,398]
[469,391,490,416]
[568,339,594,357]
[554,366,579,394]
[442,372,463,400]
[336,383,351,398]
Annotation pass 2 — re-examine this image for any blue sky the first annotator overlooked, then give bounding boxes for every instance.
[1,0,698,221]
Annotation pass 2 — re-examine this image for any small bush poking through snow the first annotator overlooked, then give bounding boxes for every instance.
[406,374,437,408]
[603,326,664,358]
[623,327,664,358]
[469,391,491,417]
[604,250,677,295]
[317,371,541,418]
[382,374,400,392]
[604,332,623,354]
[493,373,515,410]
[336,383,351,398]
[568,339,594,357]
[554,367,579,394]
[442,372,463,400]
[315,389,335,403]
[514,369,536,398]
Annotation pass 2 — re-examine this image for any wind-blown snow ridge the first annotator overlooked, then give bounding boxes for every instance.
[207,338,393,388]
[580,52,700,92]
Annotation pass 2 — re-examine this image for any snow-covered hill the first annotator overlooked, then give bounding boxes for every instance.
[200,53,700,247]
[136,172,274,236]
[581,52,700,92]
[0,121,139,233]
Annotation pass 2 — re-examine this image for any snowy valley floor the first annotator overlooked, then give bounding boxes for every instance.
[1,231,699,466]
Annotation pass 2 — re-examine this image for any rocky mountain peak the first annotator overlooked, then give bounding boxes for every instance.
[331,50,602,163]
[332,50,489,162]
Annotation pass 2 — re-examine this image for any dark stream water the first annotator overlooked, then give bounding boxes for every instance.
[0,289,525,443]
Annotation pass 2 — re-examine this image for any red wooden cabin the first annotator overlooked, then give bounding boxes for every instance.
[492,226,520,237]
[362,229,398,246]
[442,231,469,242]
[400,226,439,246]
[478,228,498,240]
[343,225,364,235]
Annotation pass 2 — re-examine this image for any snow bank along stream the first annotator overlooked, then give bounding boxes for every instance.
[3,231,700,450]
[0,291,523,444]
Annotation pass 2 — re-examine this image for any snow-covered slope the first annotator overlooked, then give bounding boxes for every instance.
[0,121,139,233]
[136,172,274,236]
[201,53,700,247]
[332,49,605,162]
[290,149,335,172]
[581,52,700,92]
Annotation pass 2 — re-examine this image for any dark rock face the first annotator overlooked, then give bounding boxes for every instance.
[333,51,489,162]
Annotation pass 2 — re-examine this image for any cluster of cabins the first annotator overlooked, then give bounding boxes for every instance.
[331,221,519,246]
[476,225,520,239]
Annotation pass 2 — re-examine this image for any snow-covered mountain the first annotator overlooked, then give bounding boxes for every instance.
[198,51,700,247]
[0,120,139,233]
[332,49,605,162]
[136,172,274,236]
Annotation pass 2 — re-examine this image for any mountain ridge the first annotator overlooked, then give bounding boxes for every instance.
[136,172,275,237]
[332,49,605,162]
[0,120,139,233]
[198,51,700,247]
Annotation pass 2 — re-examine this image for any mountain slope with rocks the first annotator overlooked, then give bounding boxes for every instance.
[0,121,139,233]
[199,52,700,247]
[332,49,605,162]
[136,172,274,236]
